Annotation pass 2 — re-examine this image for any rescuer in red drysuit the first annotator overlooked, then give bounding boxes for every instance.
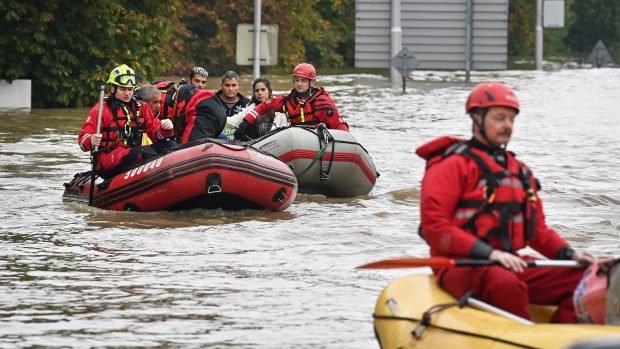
[78,64,174,179]
[234,63,348,140]
[417,81,595,323]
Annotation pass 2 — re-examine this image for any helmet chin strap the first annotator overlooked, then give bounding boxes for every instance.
[294,85,315,102]
[474,109,505,149]
[108,86,119,101]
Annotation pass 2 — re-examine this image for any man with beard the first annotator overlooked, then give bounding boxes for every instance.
[415,81,595,323]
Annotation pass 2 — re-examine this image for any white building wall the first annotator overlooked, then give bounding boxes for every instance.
[0,80,32,110]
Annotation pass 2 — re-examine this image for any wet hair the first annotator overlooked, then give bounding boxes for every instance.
[251,77,273,104]
[136,84,160,102]
[221,70,240,83]
[189,67,208,79]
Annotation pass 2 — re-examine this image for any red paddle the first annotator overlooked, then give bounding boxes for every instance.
[356,257,584,269]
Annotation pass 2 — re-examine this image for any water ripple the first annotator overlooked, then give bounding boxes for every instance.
[1,69,619,347]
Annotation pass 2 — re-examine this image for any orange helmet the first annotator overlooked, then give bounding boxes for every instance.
[292,63,316,80]
[466,82,520,114]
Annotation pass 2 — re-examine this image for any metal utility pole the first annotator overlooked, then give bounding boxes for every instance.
[390,0,402,84]
[465,0,473,82]
[535,0,543,70]
[253,0,262,80]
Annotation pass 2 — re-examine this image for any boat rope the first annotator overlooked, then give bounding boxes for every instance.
[63,171,93,191]
[246,124,380,179]
[412,301,460,339]
[295,137,329,180]
[316,124,335,180]
[249,125,372,156]
[372,313,541,349]
[373,293,542,349]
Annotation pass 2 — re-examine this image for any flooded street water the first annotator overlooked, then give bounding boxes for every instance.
[1,68,619,347]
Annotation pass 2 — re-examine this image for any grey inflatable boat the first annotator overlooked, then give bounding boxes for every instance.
[248,125,378,197]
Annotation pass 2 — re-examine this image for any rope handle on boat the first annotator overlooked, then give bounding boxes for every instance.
[295,131,330,180]
[412,301,460,339]
[207,184,222,194]
[245,124,378,179]
[316,124,335,181]
[373,302,541,349]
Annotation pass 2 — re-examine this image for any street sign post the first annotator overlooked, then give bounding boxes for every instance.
[587,40,614,68]
[543,0,565,28]
[236,24,278,66]
[391,47,420,92]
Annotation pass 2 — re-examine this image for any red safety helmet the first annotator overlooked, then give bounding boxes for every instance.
[292,63,316,80]
[465,82,520,114]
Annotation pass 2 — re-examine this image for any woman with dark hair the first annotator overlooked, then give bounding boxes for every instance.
[224,77,287,140]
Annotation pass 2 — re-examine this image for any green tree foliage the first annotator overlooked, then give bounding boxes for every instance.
[0,1,177,107]
[543,0,575,58]
[166,0,354,77]
[508,0,535,57]
[508,0,596,63]
[564,0,620,58]
[314,0,355,68]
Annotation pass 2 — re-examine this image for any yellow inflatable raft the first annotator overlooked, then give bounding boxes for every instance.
[373,274,620,349]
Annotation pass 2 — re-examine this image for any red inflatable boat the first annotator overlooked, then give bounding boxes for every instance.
[63,139,298,211]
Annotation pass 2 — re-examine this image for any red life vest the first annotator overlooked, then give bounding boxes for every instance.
[418,136,539,252]
[154,80,175,91]
[160,84,201,142]
[244,87,348,131]
[99,97,146,149]
[159,82,179,120]
[281,87,336,125]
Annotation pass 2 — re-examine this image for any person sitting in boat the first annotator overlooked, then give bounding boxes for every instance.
[416,81,595,323]
[216,71,250,117]
[234,63,349,141]
[166,83,227,143]
[147,80,175,120]
[224,77,287,140]
[136,84,162,118]
[152,66,209,120]
[135,84,164,145]
[78,64,175,179]
[187,66,209,90]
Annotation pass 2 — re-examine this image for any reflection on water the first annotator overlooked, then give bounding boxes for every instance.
[1,69,619,347]
[81,206,298,229]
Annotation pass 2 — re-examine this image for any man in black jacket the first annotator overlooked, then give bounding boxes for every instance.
[216,71,250,117]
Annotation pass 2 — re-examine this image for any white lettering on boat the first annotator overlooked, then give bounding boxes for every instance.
[136,163,146,175]
[254,152,280,164]
[123,157,164,180]
[259,140,279,152]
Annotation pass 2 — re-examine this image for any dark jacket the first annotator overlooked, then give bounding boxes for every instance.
[216,90,251,117]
